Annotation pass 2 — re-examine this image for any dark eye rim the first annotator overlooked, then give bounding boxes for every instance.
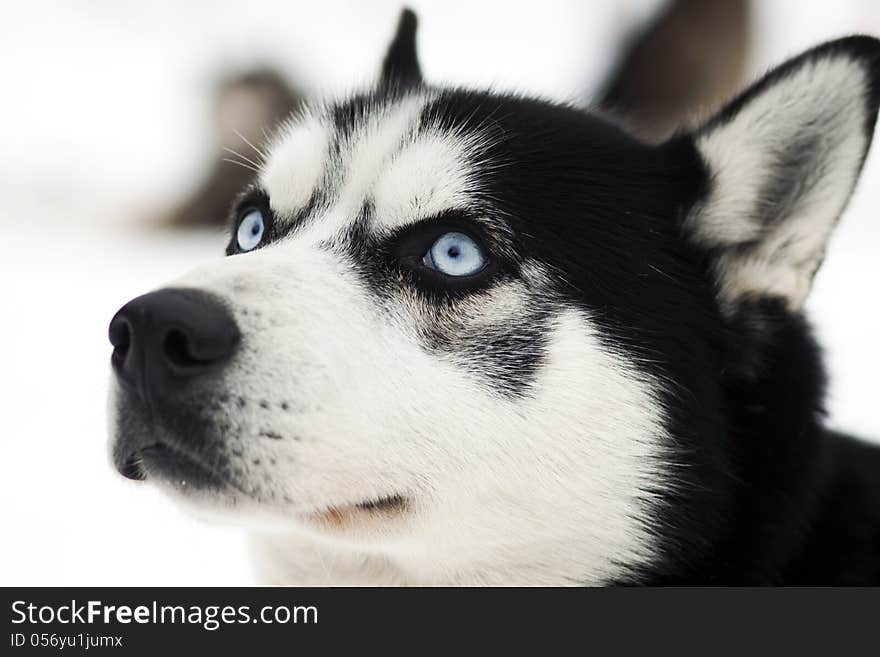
[225,188,274,256]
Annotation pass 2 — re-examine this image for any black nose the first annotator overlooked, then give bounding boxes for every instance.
[109,288,239,402]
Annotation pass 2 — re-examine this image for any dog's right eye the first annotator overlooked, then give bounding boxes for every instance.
[236,209,265,252]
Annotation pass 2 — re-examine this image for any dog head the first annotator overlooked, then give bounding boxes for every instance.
[108,11,880,584]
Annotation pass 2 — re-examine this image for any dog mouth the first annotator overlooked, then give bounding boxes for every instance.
[119,442,230,491]
[120,441,409,524]
[307,494,410,527]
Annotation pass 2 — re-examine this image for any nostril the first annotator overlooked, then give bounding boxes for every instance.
[163,329,200,370]
[109,316,131,370]
[162,328,225,371]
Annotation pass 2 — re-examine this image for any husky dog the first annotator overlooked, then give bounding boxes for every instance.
[108,10,880,585]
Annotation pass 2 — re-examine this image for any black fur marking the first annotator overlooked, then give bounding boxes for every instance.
[454,312,550,397]
[636,302,880,584]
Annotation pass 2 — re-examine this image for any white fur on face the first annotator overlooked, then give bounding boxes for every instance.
[688,54,871,312]
[140,92,669,585]
[260,107,329,217]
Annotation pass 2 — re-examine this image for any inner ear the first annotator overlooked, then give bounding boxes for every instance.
[681,36,880,314]
[379,8,423,90]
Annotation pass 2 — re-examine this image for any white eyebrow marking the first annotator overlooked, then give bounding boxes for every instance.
[330,94,427,219]
[299,94,429,243]
[258,91,504,245]
[260,108,329,219]
[371,129,477,232]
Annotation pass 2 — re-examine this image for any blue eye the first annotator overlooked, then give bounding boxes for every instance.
[424,231,486,277]
[236,209,264,251]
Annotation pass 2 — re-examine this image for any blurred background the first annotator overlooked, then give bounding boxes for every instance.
[1,0,879,585]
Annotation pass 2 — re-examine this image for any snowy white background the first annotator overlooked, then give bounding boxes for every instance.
[1,0,878,585]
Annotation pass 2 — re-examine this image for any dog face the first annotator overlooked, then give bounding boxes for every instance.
[108,13,880,584]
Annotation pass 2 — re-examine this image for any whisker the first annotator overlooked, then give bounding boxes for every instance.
[221,157,260,174]
[233,128,267,162]
[222,146,262,170]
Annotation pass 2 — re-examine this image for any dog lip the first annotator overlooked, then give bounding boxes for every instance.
[119,453,148,481]
[306,494,410,525]
[355,494,408,512]
[124,442,230,491]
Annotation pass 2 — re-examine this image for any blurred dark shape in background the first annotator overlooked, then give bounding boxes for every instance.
[165,68,303,227]
[167,0,750,227]
[598,0,751,140]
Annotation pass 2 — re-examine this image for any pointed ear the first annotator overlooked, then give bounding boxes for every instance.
[682,36,880,314]
[379,8,423,89]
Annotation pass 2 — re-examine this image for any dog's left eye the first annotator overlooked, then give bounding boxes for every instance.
[236,209,264,251]
[422,232,486,277]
